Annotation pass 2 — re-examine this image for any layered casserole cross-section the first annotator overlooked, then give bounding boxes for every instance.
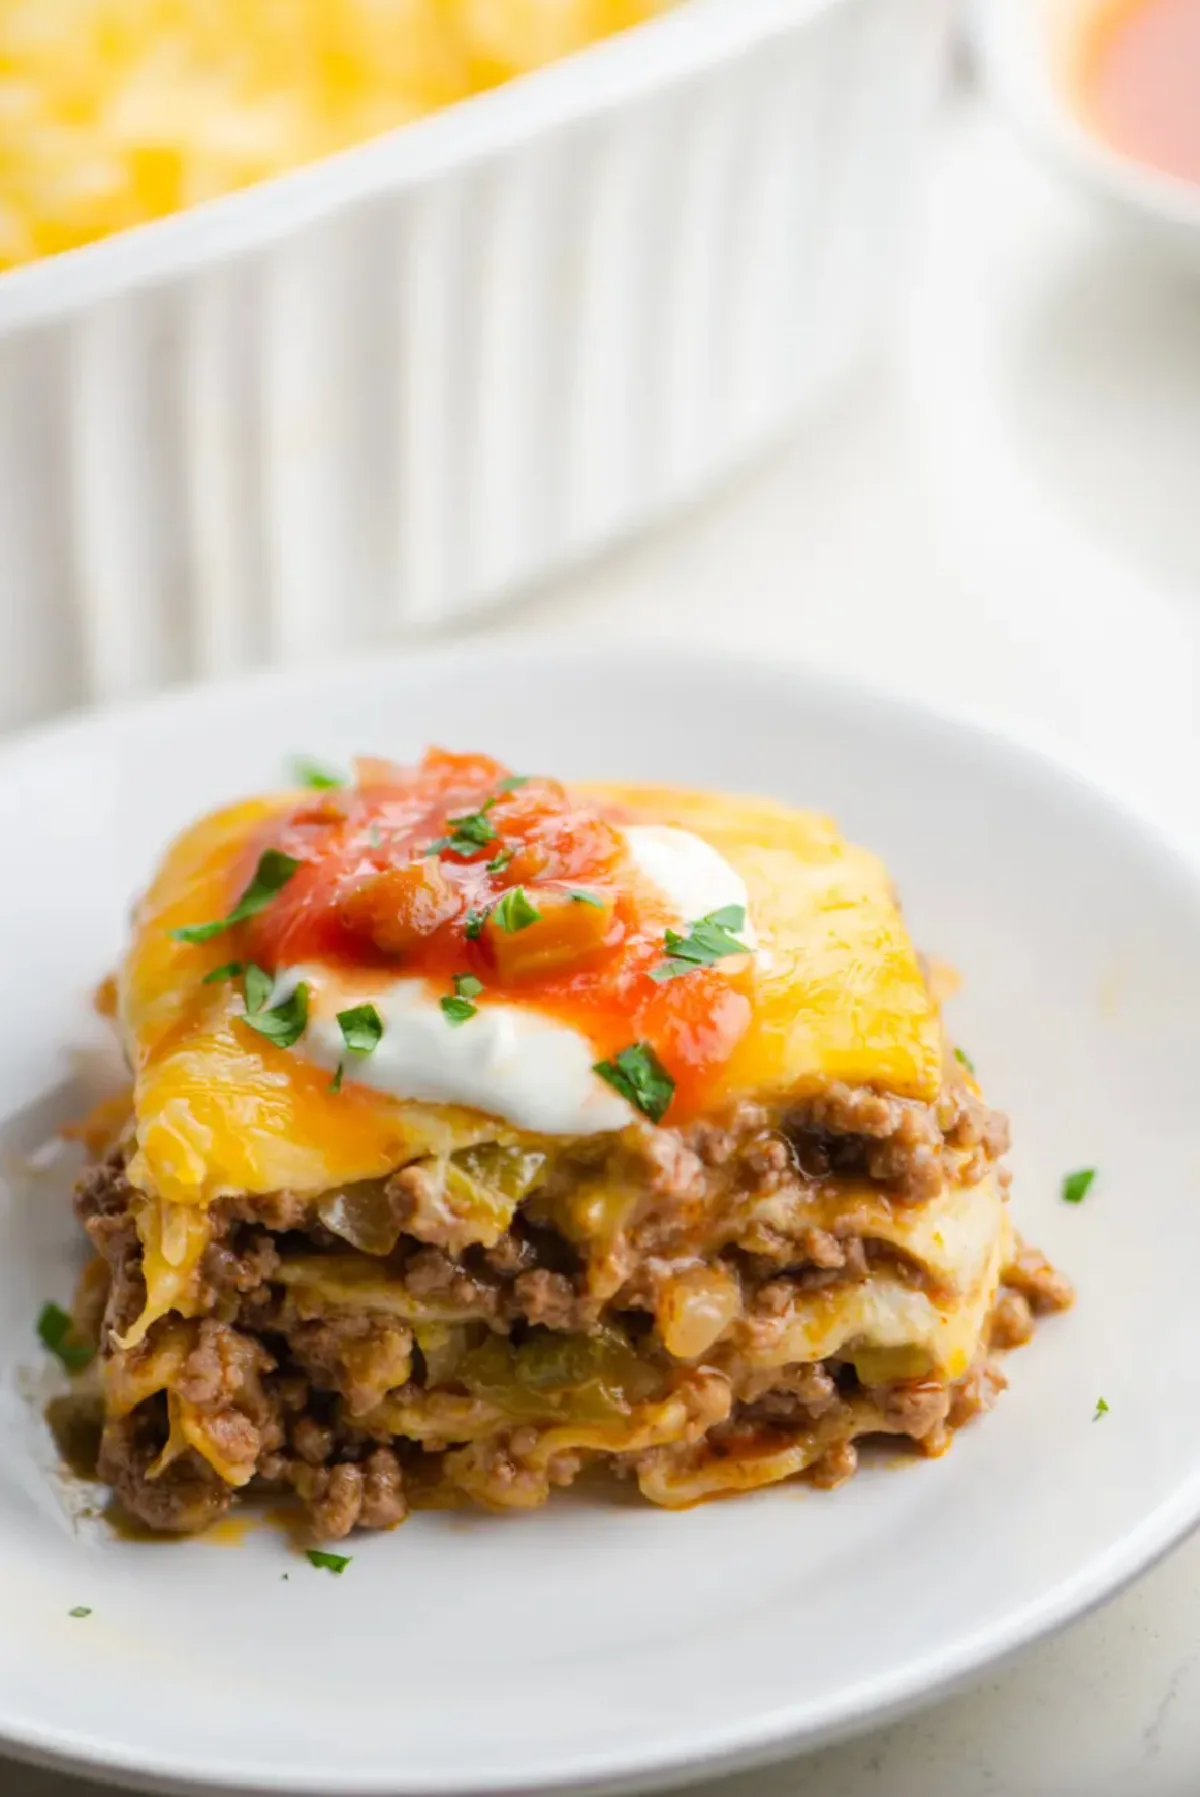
[67,750,1072,1538]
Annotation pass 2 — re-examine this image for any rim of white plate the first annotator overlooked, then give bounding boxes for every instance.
[1,638,1200,1797]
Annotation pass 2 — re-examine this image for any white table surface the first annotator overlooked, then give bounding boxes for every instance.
[7,97,1200,1797]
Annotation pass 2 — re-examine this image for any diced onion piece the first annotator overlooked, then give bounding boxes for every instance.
[486,887,614,981]
[656,1265,741,1360]
[339,859,461,955]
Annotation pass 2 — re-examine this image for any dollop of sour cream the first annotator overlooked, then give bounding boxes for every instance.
[623,825,757,950]
[271,824,754,1135]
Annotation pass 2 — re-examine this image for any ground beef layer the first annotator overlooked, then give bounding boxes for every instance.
[69,1079,1071,1539]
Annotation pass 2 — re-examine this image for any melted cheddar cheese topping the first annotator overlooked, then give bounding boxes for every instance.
[118,751,942,1211]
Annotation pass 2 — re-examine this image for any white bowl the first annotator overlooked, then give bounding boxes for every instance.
[0,0,947,735]
[2,641,1200,1795]
[974,0,1200,270]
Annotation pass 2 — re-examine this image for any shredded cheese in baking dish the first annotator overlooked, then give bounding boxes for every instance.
[0,0,675,271]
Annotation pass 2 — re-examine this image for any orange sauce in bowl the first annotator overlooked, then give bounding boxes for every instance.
[1082,0,1200,186]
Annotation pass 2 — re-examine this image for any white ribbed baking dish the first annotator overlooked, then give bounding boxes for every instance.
[0,0,948,731]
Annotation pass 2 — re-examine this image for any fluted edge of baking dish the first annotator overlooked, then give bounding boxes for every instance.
[0,0,949,728]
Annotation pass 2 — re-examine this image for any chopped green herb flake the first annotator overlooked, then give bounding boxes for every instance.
[570,889,605,908]
[594,1042,675,1123]
[954,1046,976,1074]
[337,1004,384,1057]
[486,848,514,875]
[441,995,478,1026]
[436,810,498,857]
[306,1549,351,1574]
[491,887,541,933]
[1062,1168,1096,1205]
[292,758,344,791]
[173,849,301,945]
[495,775,530,794]
[650,905,750,982]
[68,1606,92,1619]
[243,963,273,1016]
[241,981,309,1050]
[1093,1396,1109,1421]
[229,850,303,922]
[202,961,243,986]
[453,973,483,1000]
[37,1302,94,1373]
[368,826,383,850]
[464,908,487,941]
[329,1063,344,1095]
[170,917,227,945]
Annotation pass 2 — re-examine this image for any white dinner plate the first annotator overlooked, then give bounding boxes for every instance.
[2,642,1199,1797]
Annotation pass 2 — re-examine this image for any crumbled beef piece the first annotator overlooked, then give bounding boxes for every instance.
[286,1313,413,1416]
[197,1228,280,1312]
[403,1248,499,1318]
[176,1318,274,1408]
[738,1362,841,1416]
[222,1190,313,1233]
[809,1440,858,1489]
[631,1125,707,1204]
[510,1269,594,1332]
[291,1414,336,1467]
[989,1289,1035,1349]
[869,1377,951,1441]
[481,1231,539,1277]
[1003,1241,1075,1314]
[947,1359,1008,1429]
[308,1461,365,1540]
[97,1408,231,1534]
[740,1132,797,1193]
[359,1448,408,1530]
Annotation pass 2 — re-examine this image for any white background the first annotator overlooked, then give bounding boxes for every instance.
[7,93,1200,1797]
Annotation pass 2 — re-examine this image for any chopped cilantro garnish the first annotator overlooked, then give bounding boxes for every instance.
[306,1549,351,1574]
[337,1003,384,1057]
[292,758,344,790]
[441,975,482,1023]
[202,961,243,986]
[1062,1168,1096,1205]
[650,904,750,982]
[594,1042,675,1123]
[464,908,487,941]
[173,849,301,945]
[954,1046,976,1074]
[1093,1396,1109,1421]
[570,890,605,908]
[68,1606,92,1619]
[491,887,541,933]
[173,920,232,946]
[329,1063,344,1095]
[486,848,514,875]
[243,963,273,1016]
[241,982,309,1049]
[430,809,498,858]
[494,775,529,794]
[36,1302,93,1373]
[441,995,478,1026]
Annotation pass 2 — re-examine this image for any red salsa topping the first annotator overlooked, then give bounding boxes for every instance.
[233,749,753,1122]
